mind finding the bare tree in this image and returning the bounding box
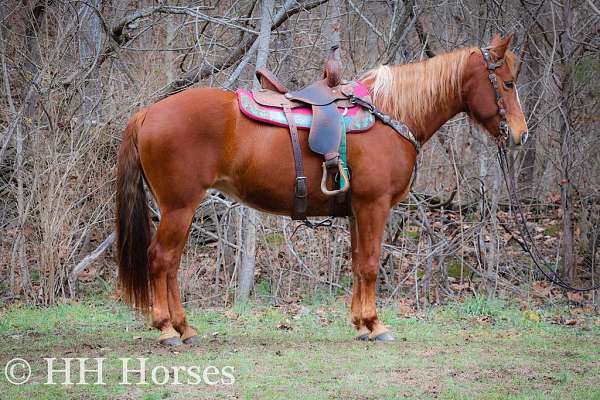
[237,0,275,303]
[1,0,598,306]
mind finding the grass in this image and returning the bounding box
[0,296,599,400]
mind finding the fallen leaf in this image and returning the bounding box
[567,292,585,304]
[224,310,239,320]
[450,283,471,292]
[459,330,472,342]
[277,319,293,330]
[523,310,541,323]
[551,315,581,326]
[532,281,551,297]
[399,303,415,317]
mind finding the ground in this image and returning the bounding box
[1,296,599,400]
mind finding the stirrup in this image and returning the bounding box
[320,160,350,196]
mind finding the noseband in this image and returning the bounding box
[480,48,509,144]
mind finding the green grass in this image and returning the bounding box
[0,297,599,399]
[543,224,561,237]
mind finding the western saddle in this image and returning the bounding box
[255,46,353,219]
[247,46,419,220]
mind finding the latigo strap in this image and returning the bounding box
[283,105,308,220]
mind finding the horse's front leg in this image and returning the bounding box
[350,216,369,340]
[352,198,395,341]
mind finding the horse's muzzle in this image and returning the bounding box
[508,130,529,147]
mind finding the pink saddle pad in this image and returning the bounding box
[236,81,375,133]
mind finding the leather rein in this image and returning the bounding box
[481,48,600,292]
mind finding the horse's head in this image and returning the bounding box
[464,33,529,146]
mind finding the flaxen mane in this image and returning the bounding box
[360,48,476,129]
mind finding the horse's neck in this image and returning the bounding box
[371,57,469,145]
[415,95,464,144]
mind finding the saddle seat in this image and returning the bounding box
[247,47,374,160]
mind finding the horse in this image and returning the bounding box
[116,33,528,345]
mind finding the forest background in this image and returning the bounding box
[1,0,599,309]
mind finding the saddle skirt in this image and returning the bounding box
[236,80,375,133]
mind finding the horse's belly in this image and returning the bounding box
[211,172,293,214]
[213,166,331,217]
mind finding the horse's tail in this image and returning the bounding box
[116,110,151,313]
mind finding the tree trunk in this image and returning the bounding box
[6,2,48,299]
[237,0,275,303]
[325,0,341,49]
[516,40,538,197]
[558,0,576,281]
[78,0,103,127]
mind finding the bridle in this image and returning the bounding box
[481,49,600,292]
[480,48,510,145]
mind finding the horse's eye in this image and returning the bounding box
[504,81,514,89]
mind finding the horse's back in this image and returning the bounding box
[141,87,236,134]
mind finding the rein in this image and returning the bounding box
[497,145,600,292]
[481,48,599,292]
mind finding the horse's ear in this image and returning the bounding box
[489,33,513,59]
[489,33,502,46]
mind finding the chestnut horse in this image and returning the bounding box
[116,34,528,345]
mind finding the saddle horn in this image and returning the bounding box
[324,45,342,88]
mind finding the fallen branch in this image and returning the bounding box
[68,232,116,296]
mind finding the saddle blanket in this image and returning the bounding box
[236,81,375,133]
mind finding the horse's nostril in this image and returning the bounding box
[520,131,529,145]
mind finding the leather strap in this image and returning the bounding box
[480,48,509,144]
[283,105,307,220]
[348,95,420,153]
[256,68,288,94]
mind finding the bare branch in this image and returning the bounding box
[68,232,116,296]
[158,0,329,98]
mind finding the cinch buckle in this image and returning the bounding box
[295,176,308,198]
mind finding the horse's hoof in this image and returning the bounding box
[371,331,395,342]
[355,333,369,341]
[159,336,183,347]
[183,335,200,345]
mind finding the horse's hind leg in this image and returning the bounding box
[167,267,198,344]
[353,199,395,341]
[148,207,196,346]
